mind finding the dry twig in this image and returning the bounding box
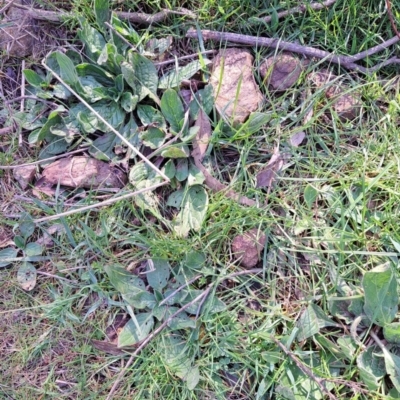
[186,28,400,73]
[386,0,400,40]
[256,0,337,23]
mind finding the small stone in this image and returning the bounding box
[13,165,36,190]
[210,48,264,125]
[232,228,266,268]
[260,53,304,91]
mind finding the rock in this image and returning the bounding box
[232,228,266,268]
[13,165,36,189]
[259,53,305,91]
[307,69,361,120]
[210,48,264,125]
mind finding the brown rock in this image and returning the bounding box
[210,48,264,125]
[232,228,266,268]
[260,53,304,91]
[13,165,36,189]
[39,156,127,189]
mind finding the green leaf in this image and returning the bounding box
[363,264,398,326]
[17,262,37,291]
[188,163,205,186]
[296,303,338,341]
[0,248,18,268]
[23,70,44,88]
[128,52,159,100]
[120,92,138,112]
[174,185,208,237]
[304,184,318,208]
[384,322,400,344]
[76,63,114,86]
[55,52,79,86]
[158,60,209,89]
[103,264,145,293]
[137,105,166,128]
[146,259,170,291]
[167,189,184,209]
[118,313,154,347]
[161,89,185,133]
[205,296,227,314]
[166,308,196,330]
[357,345,386,390]
[163,160,176,179]
[78,19,106,60]
[185,251,206,269]
[25,242,43,257]
[161,145,189,158]
[94,0,109,33]
[161,334,199,390]
[383,348,400,392]
[97,43,123,75]
[19,212,35,239]
[140,127,165,149]
[242,112,272,134]
[14,235,26,249]
[123,291,156,309]
[175,158,189,182]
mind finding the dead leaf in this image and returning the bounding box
[191,109,212,161]
[290,131,305,147]
[232,228,266,268]
[260,53,305,91]
[256,147,285,188]
[36,224,66,247]
[13,165,36,190]
[210,48,264,125]
[35,156,127,195]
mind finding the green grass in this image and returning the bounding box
[2,0,400,399]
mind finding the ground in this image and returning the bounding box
[1,1,400,399]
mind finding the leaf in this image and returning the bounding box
[256,146,286,188]
[166,308,196,330]
[296,303,338,341]
[103,264,145,294]
[94,0,109,33]
[17,262,37,291]
[118,313,154,347]
[357,345,386,390]
[175,159,189,182]
[0,248,18,268]
[163,160,176,179]
[146,259,170,291]
[167,189,184,209]
[23,70,44,88]
[19,212,35,239]
[158,60,208,89]
[290,131,306,147]
[123,291,156,310]
[242,112,271,134]
[161,145,189,158]
[78,19,106,60]
[383,348,400,392]
[174,185,208,237]
[161,334,200,390]
[140,128,165,149]
[384,322,400,344]
[187,162,205,186]
[129,52,159,100]
[137,105,166,128]
[161,89,185,133]
[55,52,79,86]
[304,185,318,208]
[191,109,211,162]
[25,242,43,257]
[120,92,138,112]
[363,264,398,326]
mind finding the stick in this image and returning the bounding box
[12,4,196,25]
[186,28,400,73]
[256,0,337,23]
[386,0,400,40]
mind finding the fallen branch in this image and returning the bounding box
[13,3,196,25]
[386,0,400,40]
[255,0,337,23]
[186,28,400,73]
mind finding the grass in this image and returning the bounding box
[1,0,400,399]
